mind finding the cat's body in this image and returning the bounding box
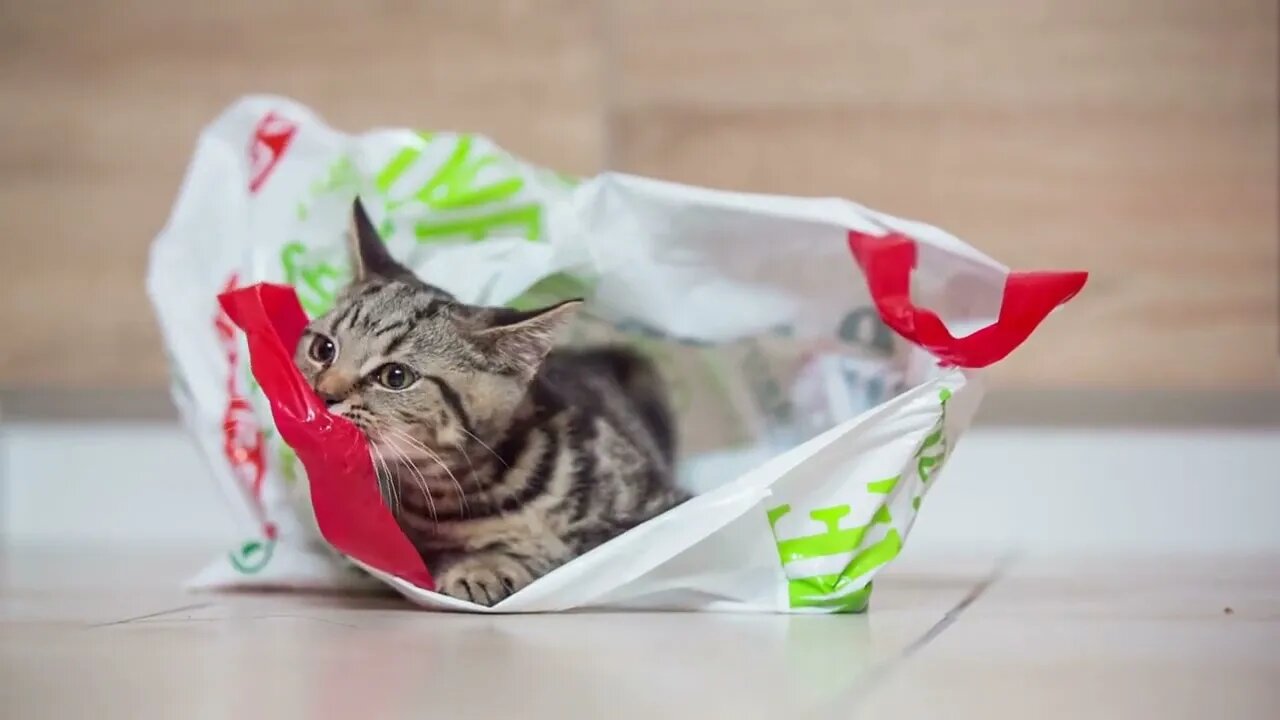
[394,347,686,604]
[294,200,688,605]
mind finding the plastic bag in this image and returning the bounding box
[148,95,1085,611]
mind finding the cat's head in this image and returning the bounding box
[293,198,580,458]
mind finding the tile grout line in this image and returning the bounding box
[810,552,1019,719]
[87,601,212,628]
[896,553,1016,661]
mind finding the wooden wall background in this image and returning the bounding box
[1,0,1276,396]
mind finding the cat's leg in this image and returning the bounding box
[430,550,539,607]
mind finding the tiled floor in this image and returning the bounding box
[2,546,1276,719]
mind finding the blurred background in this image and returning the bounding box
[0,1,1276,544]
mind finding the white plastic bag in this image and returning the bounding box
[148,96,1084,612]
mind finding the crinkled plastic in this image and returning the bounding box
[150,95,1085,612]
[218,282,434,590]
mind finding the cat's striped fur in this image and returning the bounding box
[294,200,689,605]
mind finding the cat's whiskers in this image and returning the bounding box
[388,451,403,513]
[459,427,509,469]
[382,425,470,519]
[361,422,399,514]
[369,444,399,516]
[455,440,478,496]
[455,439,506,518]
[367,445,385,508]
[454,441,507,520]
[379,433,437,528]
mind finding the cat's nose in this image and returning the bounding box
[315,372,355,408]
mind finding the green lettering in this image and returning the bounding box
[843,528,902,580]
[871,505,892,525]
[280,242,345,316]
[414,204,542,242]
[769,504,882,565]
[920,427,944,451]
[914,386,954,484]
[788,577,874,612]
[784,530,902,611]
[312,156,358,195]
[228,537,275,574]
[866,476,899,495]
[375,134,540,242]
[766,504,791,528]
[767,386,957,610]
[375,138,430,194]
[918,452,941,483]
[408,135,523,211]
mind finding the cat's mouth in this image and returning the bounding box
[325,403,373,435]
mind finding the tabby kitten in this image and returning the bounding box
[294,199,689,606]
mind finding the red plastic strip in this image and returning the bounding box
[218,283,434,590]
[848,231,1088,368]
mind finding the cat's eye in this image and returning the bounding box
[308,335,337,365]
[377,363,416,391]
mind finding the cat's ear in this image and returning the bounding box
[471,299,583,372]
[349,197,413,281]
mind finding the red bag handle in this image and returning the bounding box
[848,231,1087,368]
[219,283,434,590]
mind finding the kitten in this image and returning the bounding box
[294,199,689,606]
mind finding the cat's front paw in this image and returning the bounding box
[434,552,534,607]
